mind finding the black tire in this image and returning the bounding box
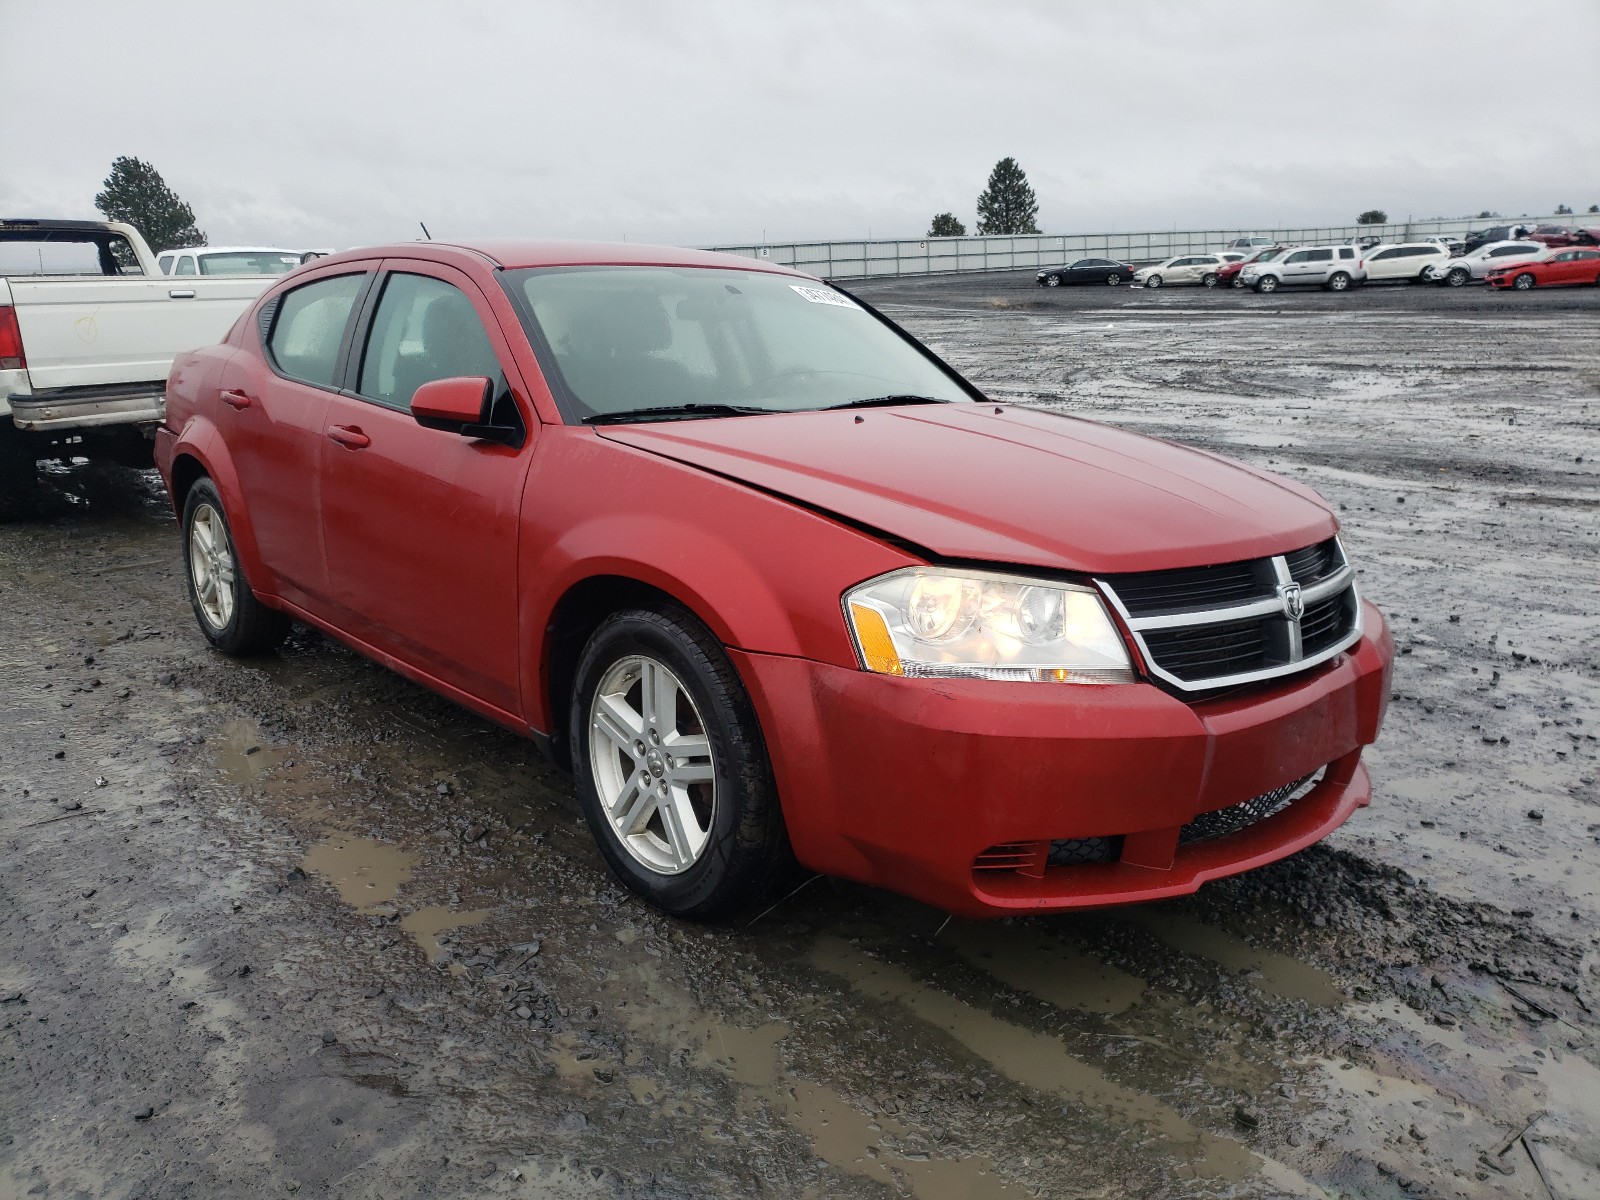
[0,424,38,519]
[570,606,793,920]
[180,477,290,655]
[1512,272,1536,290]
[1145,274,1163,289]
[1325,271,1352,292]
[1446,267,1470,287]
[1105,272,1120,286]
[1254,275,1279,293]
[1201,272,1219,288]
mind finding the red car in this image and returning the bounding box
[1218,245,1290,287]
[1526,225,1600,249]
[154,241,1392,920]
[1486,247,1600,289]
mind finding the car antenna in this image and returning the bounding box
[419,222,432,241]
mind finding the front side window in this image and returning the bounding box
[357,273,502,411]
[158,254,175,274]
[506,266,971,423]
[1283,251,1309,264]
[1490,246,1527,257]
[1307,249,1334,262]
[267,273,366,388]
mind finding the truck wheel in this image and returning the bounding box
[1254,275,1279,293]
[570,606,793,920]
[181,477,290,655]
[0,425,39,518]
[1325,271,1352,291]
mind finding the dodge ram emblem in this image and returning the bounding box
[1278,581,1305,622]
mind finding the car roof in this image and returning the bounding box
[165,246,304,255]
[303,239,814,278]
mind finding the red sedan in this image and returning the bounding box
[154,241,1392,920]
[1486,247,1600,289]
[1218,245,1289,287]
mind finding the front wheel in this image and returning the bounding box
[1253,275,1279,293]
[1145,274,1163,289]
[570,606,792,919]
[181,478,290,655]
[1512,272,1536,290]
[1325,271,1352,292]
[1044,274,1061,287]
[1446,267,1470,287]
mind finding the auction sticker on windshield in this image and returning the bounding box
[790,284,860,308]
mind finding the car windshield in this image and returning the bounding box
[198,252,303,275]
[506,266,971,422]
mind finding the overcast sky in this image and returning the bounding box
[4,0,1597,250]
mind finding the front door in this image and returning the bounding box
[317,263,535,718]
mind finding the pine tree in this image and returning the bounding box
[928,212,966,237]
[94,157,206,253]
[975,158,1040,235]
[1357,210,1388,225]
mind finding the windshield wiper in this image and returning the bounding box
[583,403,776,425]
[819,394,950,411]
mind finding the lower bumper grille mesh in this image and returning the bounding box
[1179,770,1322,846]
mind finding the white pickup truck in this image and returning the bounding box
[1,218,277,510]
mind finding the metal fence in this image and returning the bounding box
[706,214,1580,280]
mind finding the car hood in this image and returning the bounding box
[596,404,1336,574]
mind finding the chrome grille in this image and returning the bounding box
[1097,538,1362,692]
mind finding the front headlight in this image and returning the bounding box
[843,567,1135,683]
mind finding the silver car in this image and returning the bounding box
[1423,241,1548,287]
[1239,245,1369,293]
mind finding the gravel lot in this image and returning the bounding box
[3,275,1597,1199]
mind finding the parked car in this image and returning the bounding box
[1526,225,1600,248]
[1035,258,1135,287]
[1486,246,1600,289]
[1423,241,1548,286]
[1226,236,1276,251]
[1217,246,1290,287]
[1362,242,1452,284]
[1132,253,1230,288]
[152,239,1393,920]
[1460,224,1531,255]
[158,247,306,276]
[1416,234,1467,255]
[1239,245,1368,292]
[0,218,276,511]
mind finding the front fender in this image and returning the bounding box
[518,430,919,734]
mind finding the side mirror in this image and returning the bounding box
[412,375,491,426]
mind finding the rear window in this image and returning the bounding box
[0,230,145,276]
[199,252,302,276]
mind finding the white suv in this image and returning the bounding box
[1240,245,1368,293]
[1422,241,1547,287]
[1363,242,1452,284]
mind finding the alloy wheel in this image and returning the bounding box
[588,654,716,876]
[1513,273,1535,290]
[187,502,236,632]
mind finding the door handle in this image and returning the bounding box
[220,389,253,410]
[168,289,196,299]
[327,425,371,449]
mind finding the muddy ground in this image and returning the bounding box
[2,276,1597,1200]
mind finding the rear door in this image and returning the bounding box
[316,261,536,717]
[222,267,375,611]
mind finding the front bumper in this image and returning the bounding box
[733,601,1392,918]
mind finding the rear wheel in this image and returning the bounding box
[1105,273,1120,286]
[570,606,792,919]
[1254,275,1279,293]
[181,478,290,655]
[1325,271,1352,292]
[1145,274,1163,289]
[1512,272,1536,290]
[1201,272,1219,287]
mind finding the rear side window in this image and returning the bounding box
[357,273,502,411]
[1576,250,1599,260]
[267,274,366,389]
[1338,248,1355,259]
[158,254,174,274]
